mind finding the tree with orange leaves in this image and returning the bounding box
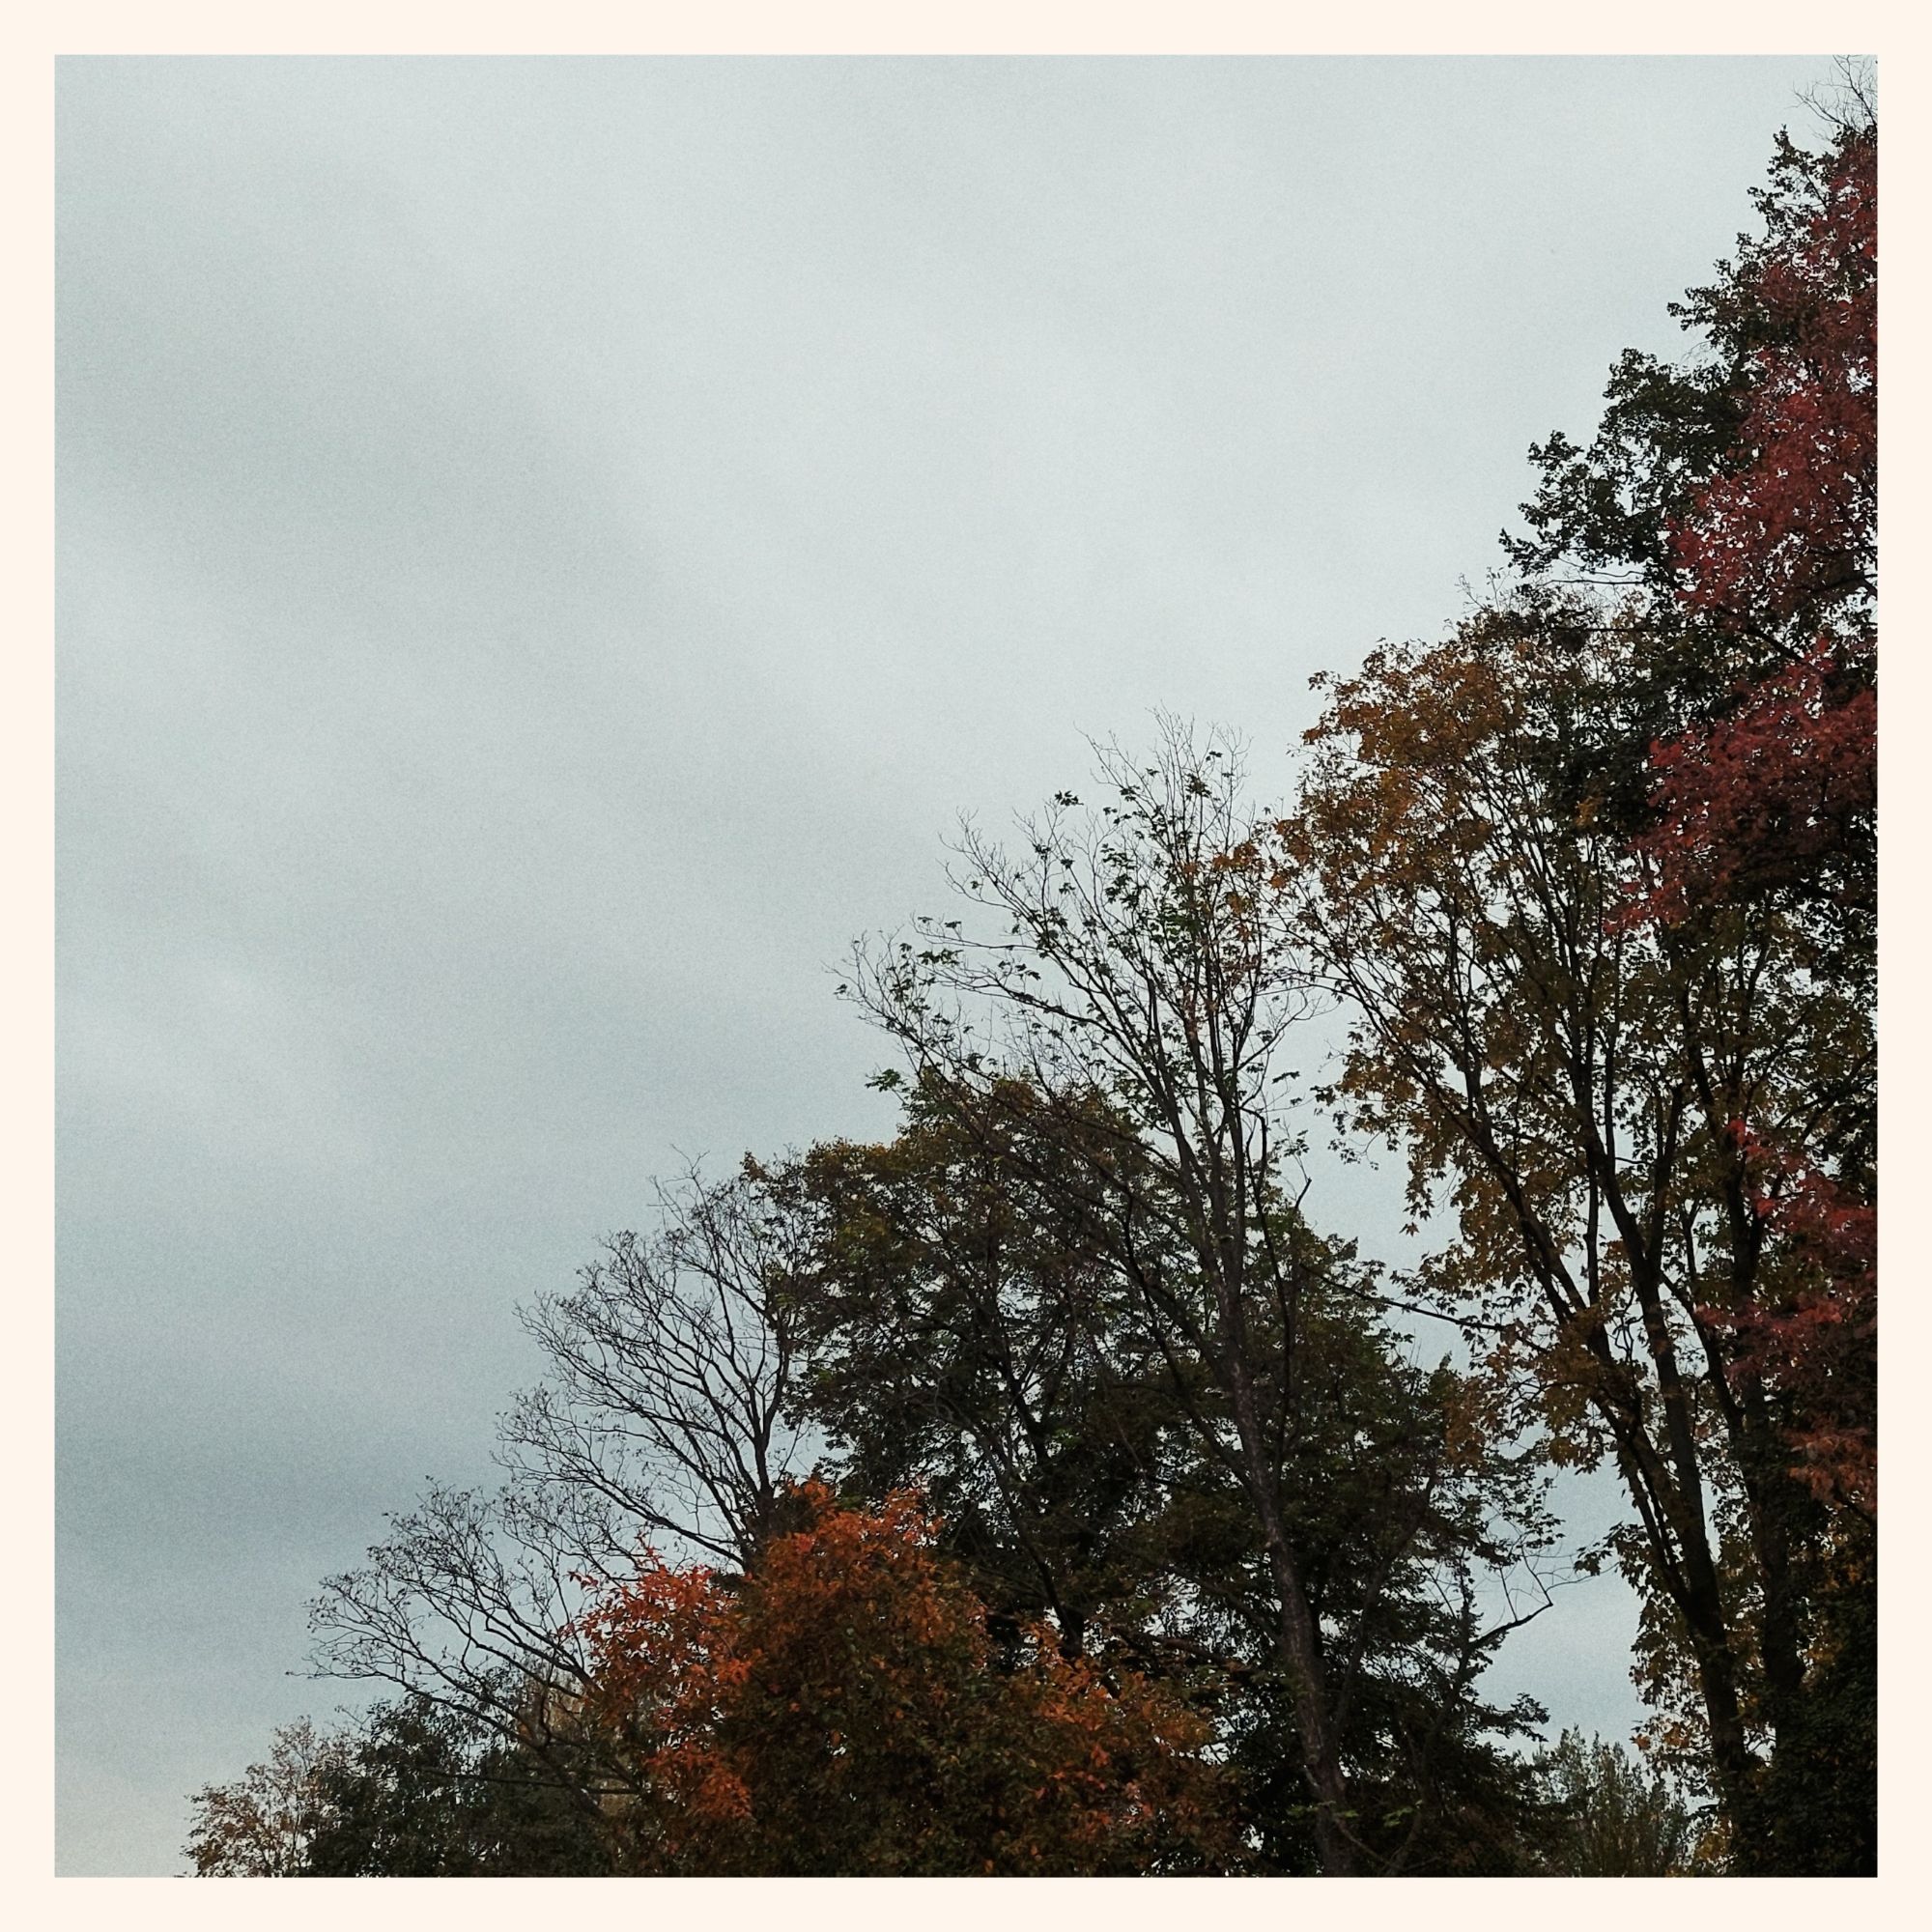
[568,1482,1237,1875]
[1290,87,1875,1873]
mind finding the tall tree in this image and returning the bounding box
[846,726,1553,1873]
[1287,99,1875,1871]
[1288,609,1871,1871]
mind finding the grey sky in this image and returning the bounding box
[57,54,1841,1875]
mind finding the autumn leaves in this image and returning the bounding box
[190,105,1876,1879]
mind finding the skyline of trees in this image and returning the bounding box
[186,93,1876,1878]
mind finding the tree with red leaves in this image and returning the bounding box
[1293,88,1876,1872]
[1640,110,1876,939]
[1667,128,1875,636]
[1633,117,1877,1558]
[1507,80,1876,1552]
[1507,91,1876,943]
[567,1482,1237,1875]
[1721,1123,1875,1521]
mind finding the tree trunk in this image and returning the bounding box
[1264,1535,1356,1874]
[1223,1344,1356,1874]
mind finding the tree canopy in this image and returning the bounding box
[187,97,1875,1879]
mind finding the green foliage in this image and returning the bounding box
[302,1696,611,1877]
[1529,1730,1714,1876]
[185,1699,611,1877]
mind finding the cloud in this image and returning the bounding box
[57,53,1834,1871]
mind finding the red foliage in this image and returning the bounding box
[570,1483,1234,1874]
[1641,128,1876,929]
[1631,643,1875,922]
[1669,128,1875,628]
[1627,126,1877,1522]
[1703,1124,1875,1518]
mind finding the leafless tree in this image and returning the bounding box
[306,1167,809,1773]
[500,1166,811,1574]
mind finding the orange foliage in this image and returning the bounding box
[572,1483,1235,1875]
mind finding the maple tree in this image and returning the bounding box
[1520,84,1875,1633]
[1286,611,1871,1872]
[568,1482,1237,1874]
[1634,115,1877,1545]
[1616,113,1875,966]
[1284,99,1875,1873]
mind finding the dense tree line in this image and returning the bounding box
[187,98,1874,1878]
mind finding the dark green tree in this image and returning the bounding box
[838,729,1557,1872]
[300,1694,611,1876]
[184,1697,611,1877]
[1529,1730,1714,1876]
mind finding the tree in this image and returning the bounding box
[185,1697,615,1877]
[1505,91,1873,634]
[1529,1729,1714,1877]
[304,1168,814,1822]
[184,1718,351,1876]
[774,1080,1565,1873]
[1287,609,1872,1872]
[1285,99,1876,1871]
[1621,114,1876,1542]
[498,1164,813,1574]
[762,1088,1182,1667]
[567,1482,1236,1875]
[844,725,1555,1873]
[1507,99,1875,965]
[298,1694,611,1876]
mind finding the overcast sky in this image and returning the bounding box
[57,53,1842,1875]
